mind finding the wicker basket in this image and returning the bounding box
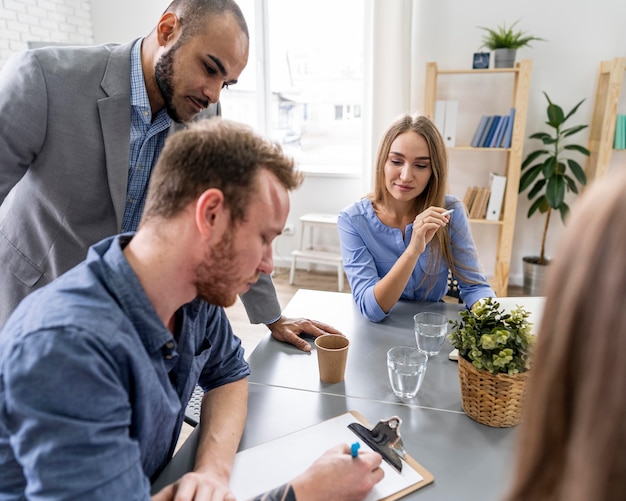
[457,355,530,428]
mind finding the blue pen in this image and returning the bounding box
[351,441,360,458]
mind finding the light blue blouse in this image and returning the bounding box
[338,195,495,322]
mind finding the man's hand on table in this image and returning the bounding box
[267,316,343,352]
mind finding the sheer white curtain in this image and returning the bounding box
[362,0,418,190]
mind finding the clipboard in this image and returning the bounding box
[229,411,434,501]
[350,411,434,500]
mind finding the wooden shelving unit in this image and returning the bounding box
[424,60,532,297]
[585,57,626,183]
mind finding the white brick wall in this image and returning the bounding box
[0,0,93,68]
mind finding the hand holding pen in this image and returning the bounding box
[290,443,384,501]
[410,207,453,254]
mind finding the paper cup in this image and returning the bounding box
[315,334,349,383]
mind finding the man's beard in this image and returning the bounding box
[194,231,242,307]
[154,41,184,123]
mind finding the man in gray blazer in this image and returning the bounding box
[0,0,339,350]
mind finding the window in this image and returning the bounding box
[220,0,365,176]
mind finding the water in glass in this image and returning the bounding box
[387,347,428,399]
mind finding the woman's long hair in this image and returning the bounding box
[504,168,626,501]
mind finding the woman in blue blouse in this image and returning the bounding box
[338,114,495,322]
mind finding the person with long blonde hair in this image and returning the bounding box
[504,168,626,501]
[338,113,494,322]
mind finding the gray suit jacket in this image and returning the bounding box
[0,41,280,327]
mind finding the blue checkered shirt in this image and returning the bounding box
[122,40,172,232]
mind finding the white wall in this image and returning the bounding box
[90,0,168,43]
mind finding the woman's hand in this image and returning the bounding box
[409,206,452,253]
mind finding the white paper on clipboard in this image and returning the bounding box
[230,413,426,501]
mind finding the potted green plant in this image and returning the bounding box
[449,297,534,427]
[519,91,589,294]
[478,19,545,68]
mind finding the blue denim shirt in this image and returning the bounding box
[0,235,250,499]
[338,195,495,322]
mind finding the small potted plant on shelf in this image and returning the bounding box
[449,297,534,427]
[519,91,589,295]
[478,19,545,68]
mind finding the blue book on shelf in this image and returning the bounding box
[482,116,501,147]
[493,116,508,148]
[477,116,494,147]
[489,116,505,147]
[471,115,490,147]
[502,108,515,148]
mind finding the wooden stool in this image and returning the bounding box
[290,213,344,292]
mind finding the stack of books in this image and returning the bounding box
[463,173,507,221]
[463,186,491,219]
[614,114,626,149]
[470,108,515,148]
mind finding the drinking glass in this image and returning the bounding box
[414,312,448,356]
[387,346,428,399]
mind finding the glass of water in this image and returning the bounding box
[387,346,428,399]
[414,312,448,356]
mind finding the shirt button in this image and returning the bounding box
[166,341,174,349]
[164,354,173,360]
[127,197,134,204]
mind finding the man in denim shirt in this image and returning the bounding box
[0,120,383,501]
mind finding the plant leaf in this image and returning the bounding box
[527,178,546,199]
[528,132,552,141]
[558,202,570,223]
[565,144,590,156]
[527,196,546,218]
[564,175,578,193]
[562,124,588,137]
[546,176,565,208]
[563,98,586,122]
[567,158,587,185]
[519,164,543,191]
[541,136,557,145]
[542,156,556,178]
[546,103,564,126]
[522,149,548,168]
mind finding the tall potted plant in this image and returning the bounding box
[519,91,590,294]
[478,19,545,68]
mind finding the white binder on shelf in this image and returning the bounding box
[443,100,458,147]
[486,173,507,221]
[434,100,446,137]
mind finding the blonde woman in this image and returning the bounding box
[338,114,494,322]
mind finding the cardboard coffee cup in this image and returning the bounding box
[315,334,349,383]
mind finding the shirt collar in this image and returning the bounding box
[89,234,175,355]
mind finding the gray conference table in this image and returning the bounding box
[247,289,543,412]
[156,290,544,499]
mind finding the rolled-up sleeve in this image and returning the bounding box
[337,209,387,322]
[194,303,250,391]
